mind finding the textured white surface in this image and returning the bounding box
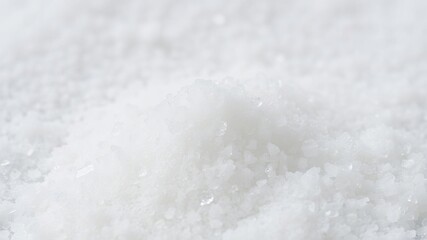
[1,0,427,239]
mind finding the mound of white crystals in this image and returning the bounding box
[6,78,427,240]
[10,79,324,239]
[2,0,427,239]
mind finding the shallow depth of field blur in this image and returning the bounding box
[1,0,427,239]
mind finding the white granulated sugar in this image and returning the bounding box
[1,0,427,239]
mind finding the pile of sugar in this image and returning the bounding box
[1,0,427,239]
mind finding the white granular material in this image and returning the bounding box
[1,0,427,239]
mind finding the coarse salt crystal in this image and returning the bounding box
[76,165,94,178]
